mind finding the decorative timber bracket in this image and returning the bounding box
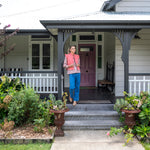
[113,29,141,93]
[57,30,74,99]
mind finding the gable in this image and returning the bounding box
[102,0,122,11]
[116,0,150,12]
[102,0,150,12]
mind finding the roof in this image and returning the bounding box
[102,0,122,11]
[40,20,150,35]
[0,0,104,30]
[1,0,150,31]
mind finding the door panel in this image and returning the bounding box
[79,44,96,86]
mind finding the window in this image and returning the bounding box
[79,35,95,40]
[80,46,94,52]
[98,35,102,41]
[72,35,76,41]
[31,43,51,70]
[32,44,40,69]
[98,45,102,68]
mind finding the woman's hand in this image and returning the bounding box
[68,64,74,68]
[77,64,80,67]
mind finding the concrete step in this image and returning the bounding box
[64,104,122,130]
[65,110,120,120]
[66,104,114,111]
[63,120,123,130]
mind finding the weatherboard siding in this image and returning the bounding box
[0,35,29,71]
[115,29,150,96]
[116,0,150,12]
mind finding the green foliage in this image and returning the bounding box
[33,118,45,133]
[138,99,150,126]
[114,98,128,113]
[7,87,40,126]
[36,100,54,126]
[0,143,52,150]
[142,142,150,150]
[108,127,124,137]
[134,125,150,139]
[112,91,150,144]
[49,93,68,110]
[0,75,54,127]
[124,128,134,146]
[107,127,134,146]
[0,76,24,93]
[0,76,24,123]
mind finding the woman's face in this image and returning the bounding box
[70,46,76,54]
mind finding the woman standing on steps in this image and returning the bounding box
[63,45,81,106]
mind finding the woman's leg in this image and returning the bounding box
[74,73,81,102]
[69,74,75,99]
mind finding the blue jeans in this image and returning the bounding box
[69,73,80,102]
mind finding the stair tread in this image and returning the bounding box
[65,110,119,116]
[64,120,122,126]
[66,104,114,111]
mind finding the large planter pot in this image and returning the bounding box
[50,108,69,137]
[121,109,141,128]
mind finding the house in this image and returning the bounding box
[1,0,150,100]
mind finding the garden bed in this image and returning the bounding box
[0,124,55,144]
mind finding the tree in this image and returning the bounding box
[0,24,19,59]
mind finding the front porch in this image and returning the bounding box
[1,71,150,100]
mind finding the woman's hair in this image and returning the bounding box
[67,45,76,53]
[69,45,76,49]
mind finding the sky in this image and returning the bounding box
[0,0,105,29]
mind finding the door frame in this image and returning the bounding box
[78,44,96,86]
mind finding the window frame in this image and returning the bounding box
[29,40,53,71]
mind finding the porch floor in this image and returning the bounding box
[64,87,115,104]
[40,87,115,104]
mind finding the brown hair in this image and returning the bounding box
[68,45,76,53]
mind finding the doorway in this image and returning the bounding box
[78,44,96,86]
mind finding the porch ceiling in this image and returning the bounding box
[40,20,150,35]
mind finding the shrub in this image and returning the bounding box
[7,87,40,126]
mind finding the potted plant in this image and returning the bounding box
[114,91,143,128]
[49,93,69,137]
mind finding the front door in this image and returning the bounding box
[79,44,96,86]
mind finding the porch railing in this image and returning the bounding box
[129,73,150,96]
[0,71,63,94]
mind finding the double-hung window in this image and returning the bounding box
[30,42,51,70]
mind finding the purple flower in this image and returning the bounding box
[7,24,11,28]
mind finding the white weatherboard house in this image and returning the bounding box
[1,0,150,100]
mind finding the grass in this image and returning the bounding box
[142,142,150,150]
[0,143,52,150]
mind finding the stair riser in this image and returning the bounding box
[65,116,120,120]
[63,125,122,130]
[68,107,114,111]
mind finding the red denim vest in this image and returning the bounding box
[65,53,80,71]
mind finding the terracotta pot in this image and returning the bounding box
[121,109,141,128]
[50,108,69,137]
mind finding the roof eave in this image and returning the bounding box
[40,20,150,35]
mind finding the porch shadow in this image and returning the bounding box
[64,87,115,104]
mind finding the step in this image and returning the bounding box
[66,104,114,111]
[65,110,120,120]
[63,120,123,130]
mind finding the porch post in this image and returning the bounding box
[113,29,139,93]
[57,30,74,99]
[57,31,64,100]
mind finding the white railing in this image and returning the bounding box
[129,74,150,96]
[0,71,63,94]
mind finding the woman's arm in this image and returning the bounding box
[63,56,74,68]
[77,57,80,67]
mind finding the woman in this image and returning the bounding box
[63,45,80,106]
